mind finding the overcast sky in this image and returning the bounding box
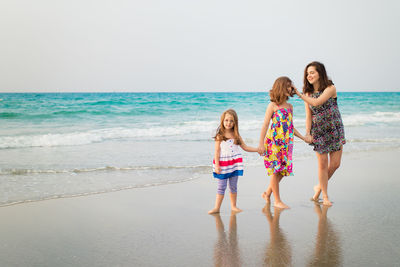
[1,0,399,92]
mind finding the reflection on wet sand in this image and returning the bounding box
[308,203,342,267]
[262,204,292,267]
[212,213,241,267]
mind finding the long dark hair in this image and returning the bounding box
[303,61,333,94]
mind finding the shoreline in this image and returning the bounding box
[0,149,399,266]
[0,147,395,208]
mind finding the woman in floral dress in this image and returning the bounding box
[294,61,346,206]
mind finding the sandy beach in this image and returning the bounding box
[0,149,399,267]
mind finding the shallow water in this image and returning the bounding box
[1,92,400,206]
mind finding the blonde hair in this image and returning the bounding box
[269,76,292,105]
[213,109,242,145]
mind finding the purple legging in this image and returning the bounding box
[217,176,238,195]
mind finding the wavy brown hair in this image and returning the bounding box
[213,109,242,145]
[269,76,292,105]
[303,61,333,94]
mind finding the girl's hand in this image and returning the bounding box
[215,165,221,174]
[257,145,266,156]
[305,134,313,144]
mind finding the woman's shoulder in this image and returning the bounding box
[326,85,336,92]
[324,85,337,98]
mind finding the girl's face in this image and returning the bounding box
[307,66,320,85]
[223,113,235,130]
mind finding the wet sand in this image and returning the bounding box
[0,150,399,266]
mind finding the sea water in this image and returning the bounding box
[1,92,399,206]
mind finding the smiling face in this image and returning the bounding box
[223,113,235,130]
[307,66,320,86]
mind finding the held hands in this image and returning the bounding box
[304,134,313,144]
[257,145,266,156]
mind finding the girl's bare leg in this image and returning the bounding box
[262,176,283,203]
[230,193,242,213]
[208,194,224,214]
[315,153,332,206]
[271,173,289,209]
[262,186,272,203]
[313,148,343,201]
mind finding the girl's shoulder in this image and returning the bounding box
[270,101,292,112]
[215,134,224,142]
[267,101,278,111]
[216,133,236,142]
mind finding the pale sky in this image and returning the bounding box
[1,0,399,92]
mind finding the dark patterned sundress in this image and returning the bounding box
[309,92,346,154]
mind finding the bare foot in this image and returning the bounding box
[208,208,220,214]
[322,197,332,206]
[274,202,290,209]
[231,207,243,213]
[312,185,321,201]
[310,196,321,203]
[262,191,271,203]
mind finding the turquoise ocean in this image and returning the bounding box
[1,92,399,206]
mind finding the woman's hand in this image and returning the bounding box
[304,134,313,144]
[293,85,302,98]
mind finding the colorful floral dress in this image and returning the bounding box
[213,139,244,179]
[309,92,346,154]
[264,107,294,176]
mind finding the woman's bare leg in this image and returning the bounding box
[315,153,332,206]
[313,148,343,201]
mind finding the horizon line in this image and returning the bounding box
[0,90,399,94]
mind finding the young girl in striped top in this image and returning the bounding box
[208,109,258,214]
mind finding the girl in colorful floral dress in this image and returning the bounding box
[294,61,346,206]
[258,77,309,209]
[208,109,258,214]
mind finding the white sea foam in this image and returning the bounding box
[1,111,399,149]
[0,164,210,176]
[238,111,400,129]
[0,122,217,148]
[342,111,400,126]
